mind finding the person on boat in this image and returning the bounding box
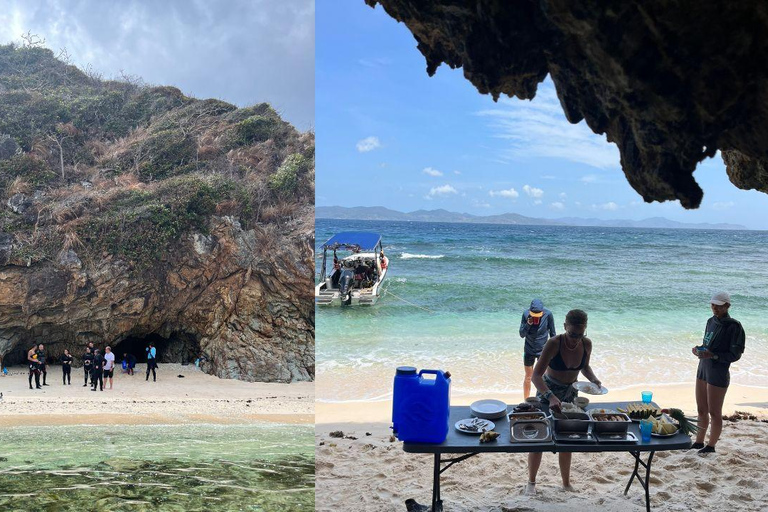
[331,253,342,288]
[526,309,602,495]
[61,349,73,385]
[354,261,367,287]
[691,291,745,457]
[82,346,94,387]
[519,299,557,399]
[380,250,388,270]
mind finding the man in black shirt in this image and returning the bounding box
[82,347,94,387]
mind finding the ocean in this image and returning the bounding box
[315,219,768,403]
[0,423,314,511]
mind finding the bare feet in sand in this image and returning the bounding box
[523,482,537,495]
[562,484,576,492]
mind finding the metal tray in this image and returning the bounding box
[511,420,552,443]
[552,411,592,433]
[508,411,548,422]
[596,431,638,444]
[553,431,596,444]
[590,412,632,434]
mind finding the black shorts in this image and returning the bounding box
[103,369,114,378]
[147,359,157,370]
[523,352,539,367]
[697,359,729,388]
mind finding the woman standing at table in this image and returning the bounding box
[691,291,745,457]
[526,309,603,495]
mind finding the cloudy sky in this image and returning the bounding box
[317,1,768,229]
[0,0,314,130]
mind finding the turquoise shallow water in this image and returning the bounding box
[0,423,314,511]
[316,219,768,402]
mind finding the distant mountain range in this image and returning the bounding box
[316,206,748,230]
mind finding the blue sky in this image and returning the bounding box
[0,0,314,130]
[317,1,768,229]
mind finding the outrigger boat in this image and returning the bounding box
[316,232,388,306]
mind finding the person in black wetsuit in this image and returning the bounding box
[691,291,746,457]
[82,347,94,387]
[91,349,104,391]
[36,344,49,386]
[61,349,73,385]
[526,309,603,495]
[27,345,41,389]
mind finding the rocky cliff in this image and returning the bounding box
[366,0,768,208]
[0,43,313,382]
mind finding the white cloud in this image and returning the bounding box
[523,185,544,198]
[428,184,458,197]
[581,174,598,184]
[600,202,619,211]
[559,192,567,199]
[540,175,556,180]
[489,188,519,199]
[454,170,462,175]
[712,201,735,211]
[533,200,542,205]
[474,201,491,208]
[476,79,621,169]
[550,202,565,211]
[422,167,443,177]
[356,136,381,152]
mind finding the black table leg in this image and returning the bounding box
[431,453,442,512]
[624,451,655,512]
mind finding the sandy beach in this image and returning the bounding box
[0,363,313,426]
[316,383,768,511]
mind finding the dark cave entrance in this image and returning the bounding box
[112,332,200,365]
[3,344,34,367]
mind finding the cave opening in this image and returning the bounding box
[3,344,34,367]
[112,332,200,365]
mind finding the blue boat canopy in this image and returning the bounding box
[322,232,382,252]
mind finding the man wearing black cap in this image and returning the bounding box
[519,299,556,399]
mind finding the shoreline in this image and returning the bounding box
[0,363,314,427]
[317,382,768,423]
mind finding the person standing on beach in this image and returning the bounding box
[27,345,42,389]
[124,352,137,375]
[82,346,94,387]
[91,349,104,391]
[103,346,115,390]
[61,349,73,385]
[146,343,157,382]
[691,291,745,457]
[36,344,49,386]
[527,309,602,495]
[519,299,556,399]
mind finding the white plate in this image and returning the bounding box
[650,431,679,438]
[455,418,495,434]
[572,381,609,395]
[470,399,508,419]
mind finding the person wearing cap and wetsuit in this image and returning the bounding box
[691,291,745,457]
[519,299,556,399]
[526,309,603,495]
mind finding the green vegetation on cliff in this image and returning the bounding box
[0,42,314,271]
